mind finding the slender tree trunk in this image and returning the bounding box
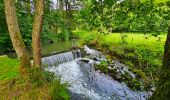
[65,0,71,19]
[150,27,170,100]
[27,0,31,16]
[32,0,44,68]
[4,0,30,75]
[59,0,64,11]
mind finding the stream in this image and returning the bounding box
[42,46,151,100]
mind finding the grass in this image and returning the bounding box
[73,30,166,48]
[73,30,166,60]
[0,55,70,99]
[101,33,166,45]
[0,78,51,99]
[0,55,19,81]
[73,30,166,57]
[73,30,167,85]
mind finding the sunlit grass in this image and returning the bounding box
[73,30,167,53]
[0,55,19,81]
[100,33,166,52]
[103,33,166,44]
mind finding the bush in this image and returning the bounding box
[0,33,13,52]
[60,29,70,41]
[50,79,70,100]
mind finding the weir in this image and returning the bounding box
[42,49,81,66]
[43,46,151,100]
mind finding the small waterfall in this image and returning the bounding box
[72,49,81,59]
[42,49,81,66]
[44,46,151,100]
[45,60,150,100]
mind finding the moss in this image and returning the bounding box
[95,61,108,73]
[124,61,134,68]
[133,69,146,79]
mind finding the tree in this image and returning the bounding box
[4,0,31,75]
[27,0,31,16]
[32,0,44,68]
[150,26,170,100]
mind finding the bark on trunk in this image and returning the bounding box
[4,0,30,75]
[32,0,44,68]
[150,27,170,100]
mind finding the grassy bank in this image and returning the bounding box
[0,55,19,81]
[0,56,69,99]
[73,30,167,86]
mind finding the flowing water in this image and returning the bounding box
[43,46,151,100]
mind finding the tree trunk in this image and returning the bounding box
[59,0,64,11]
[4,0,30,75]
[65,0,71,19]
[150,27,170,100]
[27,0,31,16]
[32,0,44,68]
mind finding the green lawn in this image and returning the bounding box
[0,55,19,81]
[100,33,166,46]
[73,30,166,52]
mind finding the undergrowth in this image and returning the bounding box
[0,55,70,99]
